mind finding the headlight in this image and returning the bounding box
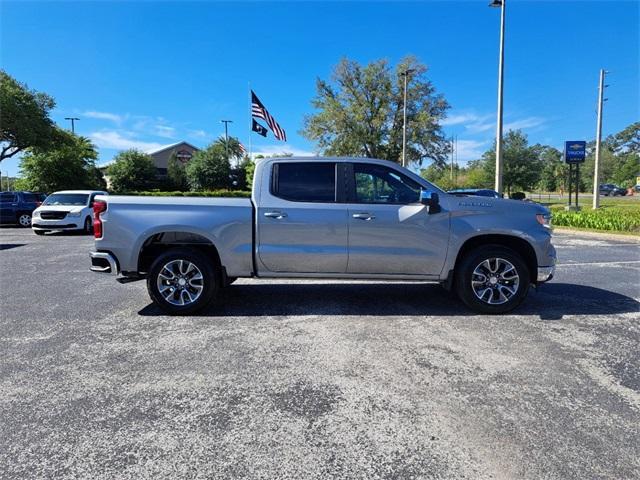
[536,213,551,229]
[33,211,40,218]
[67,211,81,217]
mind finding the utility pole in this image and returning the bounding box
[450,137,454,182]
[592,69,608,210]
[490,0,506,194]
[400,69,415,167]
[221,120,233,164]
[64,117,80,134]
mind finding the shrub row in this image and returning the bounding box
[551,207,640,232]
[119,190,252,198]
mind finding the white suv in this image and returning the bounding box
[32,190,108,235]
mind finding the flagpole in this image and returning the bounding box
[248,82,253,160]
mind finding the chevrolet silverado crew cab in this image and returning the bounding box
[90,157,555,315]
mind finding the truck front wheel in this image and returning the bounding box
[147,248,219,315]
[455,245,530,314]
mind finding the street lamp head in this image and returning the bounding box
[489,0,503,7]
[399,68,416,77]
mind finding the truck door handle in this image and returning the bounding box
[264,211,288,219]
[352,212,375,220]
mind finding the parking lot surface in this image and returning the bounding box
[1,227,639,479]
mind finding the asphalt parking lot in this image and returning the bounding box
[1,227,639,479]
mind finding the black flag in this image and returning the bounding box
[251,90,287,141]
[252,119,268,137]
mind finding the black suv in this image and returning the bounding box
[0,191,47,227]
[599,184,626,197]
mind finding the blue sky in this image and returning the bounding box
[1,0,638,177]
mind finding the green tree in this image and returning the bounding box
[167,153,188,190]
[214,137,245,161]
[18,130,101,192]
[534,145,567,193]
[1,70,59,162]
[107,149,157,192]
[185,142,231,190]
[302,56,450,167]
[480,130,542,195]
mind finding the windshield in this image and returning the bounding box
[43,193,89,206]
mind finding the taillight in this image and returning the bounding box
[93,201,107,239]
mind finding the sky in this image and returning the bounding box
[1,0,638,177]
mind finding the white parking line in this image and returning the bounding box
[558,260,640,267]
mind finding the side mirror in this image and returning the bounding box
[420,190,440,213]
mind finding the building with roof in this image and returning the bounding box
[146,141,200,176]
[99,141,200,189]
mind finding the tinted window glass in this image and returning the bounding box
[354,164,421,204]
[274,163,336,202]
[43,194,89,206]
[22,193,38,202]
[0,193,17,203]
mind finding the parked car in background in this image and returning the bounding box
[599,184,626,196]
[0,191,47,227]
[32,190,108,235]
[448,188,503,198]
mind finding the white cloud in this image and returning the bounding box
[453,139,489,162]
[442,111,494,133]
[188,129,209,139]
[251,144,317,159]
[154,125,176,139]
[83,111,126,125]
[504,116,546,131]
[89,130,164,151]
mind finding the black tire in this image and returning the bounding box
[455,245,530,314]
[147,248,219,315]
[83,217,93,234]
[34,229,46,236]
[17,212,32,228]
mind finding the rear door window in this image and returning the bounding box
[0,193,17,203]
[272,162,336,203]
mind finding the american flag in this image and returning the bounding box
[238,142,246,155]
[251,90,287,141]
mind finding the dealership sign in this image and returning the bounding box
[564,141,586,163]
[176,150,193,164]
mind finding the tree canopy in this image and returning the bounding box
[107,150,157,192]
[17,130,104,192]
[0,70,59,162]
[302,56,450,167]
[185,142,231,190]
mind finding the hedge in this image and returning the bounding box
[551,207,640,233]
[118,190,252,198]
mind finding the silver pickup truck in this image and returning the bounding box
[90,157,555,314]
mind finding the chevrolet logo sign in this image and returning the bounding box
[569,144,583,150]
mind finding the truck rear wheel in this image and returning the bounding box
[455,245,530,314]
[147,248,219,315]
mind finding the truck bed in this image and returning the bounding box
[94,195,254,276]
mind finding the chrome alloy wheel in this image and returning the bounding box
[156,259,204,306]
[471,257,520,305]
[19,214,32,227]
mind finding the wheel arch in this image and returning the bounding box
[137,231,223,280]
[453,234,538,284]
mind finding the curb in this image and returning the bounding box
[553,227,640,243]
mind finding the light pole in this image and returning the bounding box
[400,68,415,167]
[489,0,506,194]
[64,117,80,134]
[592,69,608,210]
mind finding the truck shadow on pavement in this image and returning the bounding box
[138,282,639,320]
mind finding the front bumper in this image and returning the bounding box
[537,265,555,282]
[32,219,83,230]
[90,251,119,275]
